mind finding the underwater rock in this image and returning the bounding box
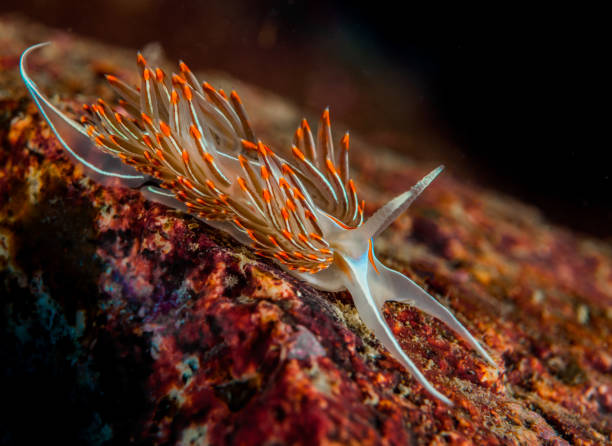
[1,16,611,445]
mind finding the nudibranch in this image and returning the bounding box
[20,42,496,405]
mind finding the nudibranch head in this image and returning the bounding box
[20,42,497,405]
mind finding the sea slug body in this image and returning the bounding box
[20,42,497,405]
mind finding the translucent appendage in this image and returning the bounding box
[356,166,444,241]
[338,251,454,405]
[20,43,149,188]
[370,254,497,367]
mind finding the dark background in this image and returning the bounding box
[1,1,609,237]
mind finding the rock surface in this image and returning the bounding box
[1,16,611,445]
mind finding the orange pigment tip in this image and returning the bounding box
[230,91,241,103]
[285,198,296,212]
[159,121,171,137]
[278,178,290,189]
[322,108,330,125]
[182,85,192,101]
[141,113,153,126]
[182,177,194,189]
[262,189,271,203]
[341,132,350,149]
[326,159,338,175]
[171,74,186,85]
[189,125,201,140]
[291,146,305,161]
[136,53,147,65]
[292,188,306,201]
[241,139,257,151]
[237,177,247,191]
[257,141,269,157]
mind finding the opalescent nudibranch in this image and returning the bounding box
[20,42,496,405]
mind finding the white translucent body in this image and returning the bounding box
[20,43,497,405]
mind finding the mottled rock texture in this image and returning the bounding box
[1,17,611,446]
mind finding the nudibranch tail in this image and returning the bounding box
[20,42,497,405]
[19,43,150,188]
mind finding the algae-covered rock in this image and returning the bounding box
[1,15,611,445]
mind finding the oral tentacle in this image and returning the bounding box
[368,252,498,368]
[336,251,454,405]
